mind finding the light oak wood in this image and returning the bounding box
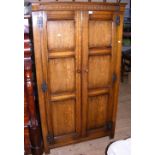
[87,95,108,129]
[47,20,75,50]
[32,2,126,12]
[49,57,75,93]
[32,11,49,153]
[86,9,117,140]
[75,11,82,136]
[32,2,126,153]
[81,11,89,137]
[88,87,109,96]
[89,20,112,48]
[45,79,131,155]
[48,51,75,58]
[50,92,76,101]
[88,55,111,88]
[47,11,74,20]
[111,13,125,138]
[89,47,112,56]
[51,99,76,136]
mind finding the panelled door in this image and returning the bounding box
[37,10,82,143]
[33,9,118,147]
[81,11,117,137]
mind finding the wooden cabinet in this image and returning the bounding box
[31,2,126,153]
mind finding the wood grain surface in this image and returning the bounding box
[31,2,126,153]
[45,77,131,155]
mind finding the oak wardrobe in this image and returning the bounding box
[31,2,126,153]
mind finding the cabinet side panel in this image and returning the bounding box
[32,11,49,153]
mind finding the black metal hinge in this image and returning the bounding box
[37,15,43,28]
[106,121,113,130]
[42,81,47,93]
[115,16,120,26]
[47,133,53,144]
[112,73,117,84]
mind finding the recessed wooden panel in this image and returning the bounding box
[49,57,75,94]
[47,20,75,50]
[51,99,75,136]
[87,95,108,130]
[88,55,111,89]
[89,21,112,48]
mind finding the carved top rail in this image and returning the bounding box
[31,2,126,12]
[27,0,122,2]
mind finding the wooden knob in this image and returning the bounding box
[84,69,88,73]
[76,69,81,73]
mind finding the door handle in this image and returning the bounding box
[76,69,81,73]
[83,69,88,73]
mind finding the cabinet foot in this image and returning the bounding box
[44,147,50,155]
[109,132,115,139]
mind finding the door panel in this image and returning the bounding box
[51,99,75,136]
[87,94,108,130]
[49,57,75,94]
[88,55,111,89]
[47,20,75,50]
[82,11,116,136]
[89,20,112,48]
[41,11,82,143]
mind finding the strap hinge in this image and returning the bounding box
[106,121,113,130]
[47,133,53,144]
[112,73,117,84]
[115,15,120,26]
[37,15,43,28]
[42,81,47,93]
